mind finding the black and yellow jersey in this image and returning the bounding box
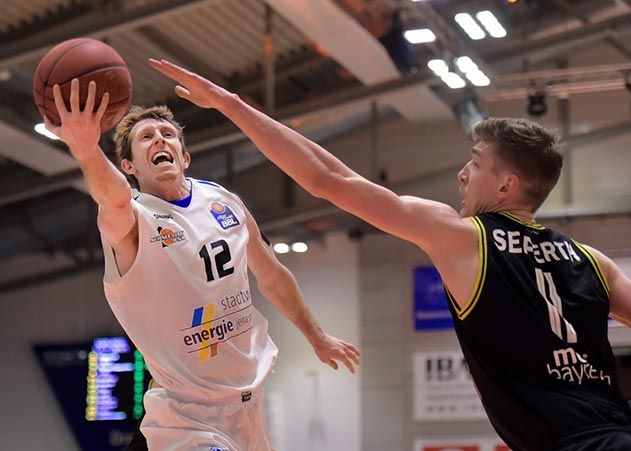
[446,212,631,451]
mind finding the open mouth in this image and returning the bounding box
[151,151,174,165]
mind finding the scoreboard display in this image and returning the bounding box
[34,336,151,451]
[85,337,146,422]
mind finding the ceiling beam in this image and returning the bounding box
[262,0,452,122]
[551,0,631,60]
[483,12,631,64]
[0,0,219,66]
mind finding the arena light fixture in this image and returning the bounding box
[427,59,449,76]
[403,28,436,44]
[476,11,507,38]
[465,70,491,87]
[273,243,290,254]
[291,242,308,253]
[527,93,547,116]
[455,57,491,87]
[455,56,479,74]
[428,59,468,89]
[34,122,59,140]
[441,72,467,89]
[454,13,486,40]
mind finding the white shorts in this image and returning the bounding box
[141,387,274,451]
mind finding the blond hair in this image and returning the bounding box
[114,105,186,188]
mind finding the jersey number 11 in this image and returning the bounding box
[535,268,577,344]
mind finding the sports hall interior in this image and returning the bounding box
[0,1,630,450]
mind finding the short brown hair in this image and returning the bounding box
[473,117,562,210]
[114,105,185,188]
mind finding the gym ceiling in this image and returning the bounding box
[0,0,630,291]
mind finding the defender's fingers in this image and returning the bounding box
[149,58,190,83]
[174,85,191,98]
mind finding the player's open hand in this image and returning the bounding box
[311,333,361,374]
[43,78,109,160]
[149,58,236,110]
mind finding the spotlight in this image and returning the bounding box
[527,93,547,116]
[273,243,290,254]
[291,242,308,253]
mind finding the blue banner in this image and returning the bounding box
[413,266,453,330]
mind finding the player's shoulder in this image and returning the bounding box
[191,178,247,210]
[192,178,229,192]
[192,178,239,198]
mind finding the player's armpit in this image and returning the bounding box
[240,205,283,291]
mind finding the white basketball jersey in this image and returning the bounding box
[101,178,278,401]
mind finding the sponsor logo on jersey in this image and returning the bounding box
[546,347,611,386]
[149,226,186,247]
[210,202,240,230]
[153,213,174,220]
[181,290,253,362]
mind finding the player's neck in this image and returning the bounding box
[495,207,536,223]
[142,176,190,202]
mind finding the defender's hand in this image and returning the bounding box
[148,58,236,110]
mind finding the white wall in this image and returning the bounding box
[0,232,361,451]
[258,232,361,451]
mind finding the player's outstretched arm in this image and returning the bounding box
[241,204,360,373]
[149,58,474,255]
[44,78,136,246]
[587,246,631,327]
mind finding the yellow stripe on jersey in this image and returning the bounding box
[498,211,546,230]
[573,241,610,296]
[450,216,488,320]
[198,303,216,362]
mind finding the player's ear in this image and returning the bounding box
[499,173,519,198]
[121,158,135,176]
[183,151,191,169]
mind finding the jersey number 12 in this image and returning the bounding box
[199,239,234,282]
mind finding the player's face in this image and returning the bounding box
[126,118,190,187]
[457,141,506,217]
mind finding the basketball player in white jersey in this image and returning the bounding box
[150,59,631,450]
[43,79,360,451]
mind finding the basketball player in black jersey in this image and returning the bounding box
[151,59,631,450]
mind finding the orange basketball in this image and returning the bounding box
[33,38,132,133]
